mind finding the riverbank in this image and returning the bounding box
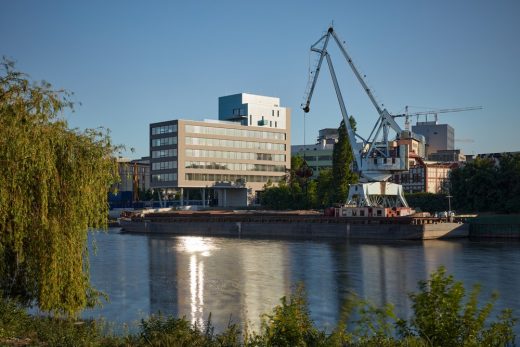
[2,266,516,346]
[469,214,520,238]
[120,210,469,240]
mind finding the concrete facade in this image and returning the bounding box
[218,93,288,130]
[150,94,291,207]
[412,121,454,159]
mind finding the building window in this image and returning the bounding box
[152,149,177,158]
[185,137,285,151]
[152,161,177,170]
[185,161,286,172]
[151,124,177,135]
[152,173,177,182]
[185,124,285,140]
[151,137,177,147]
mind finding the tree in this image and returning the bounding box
[0,60,119,316]
[331,116,358,204]
[316,168,334,207]
[398,266,516,346]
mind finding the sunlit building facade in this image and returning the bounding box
[149,94,291,206]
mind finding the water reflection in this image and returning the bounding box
[86,231,520,338]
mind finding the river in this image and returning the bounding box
[84,228,520,337]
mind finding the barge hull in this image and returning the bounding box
[120,216,468,240]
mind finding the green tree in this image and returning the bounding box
[0,60,119,316]
[398,266,516,346]
[315,167,334,207]
[332,116,358,204]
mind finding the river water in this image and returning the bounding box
[84,228,520,336]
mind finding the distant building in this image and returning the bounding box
[291,128,338,178]
[149,93,291,207]
[110,157,150,208]
[218,93,288,129]
[392,161,459,194]
[428,149,466,162]
[412,121,454,159]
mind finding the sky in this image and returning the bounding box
[1,0,519,159]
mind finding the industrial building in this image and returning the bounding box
[412,121,454,159]
[149,93,291,207]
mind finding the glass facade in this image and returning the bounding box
[186,149,285,162]
[185,124,285,140]
[152,173,177,182]
[185,161,285,172]
[152,137,177,147]
[152,161,177,170]
[152,149,177,158]
[151,124,177,135]
[186,137,285,151]
[185,173,283,183]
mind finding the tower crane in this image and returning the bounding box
[302,26,417,208]
[393,106,483,131]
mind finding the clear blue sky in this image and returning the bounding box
[2,0,519,158]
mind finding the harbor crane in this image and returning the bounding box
[392,106,483,130]
[302,26,421,208]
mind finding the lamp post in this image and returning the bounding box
[447,193,453,221]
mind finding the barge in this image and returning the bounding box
[119,210,468,240]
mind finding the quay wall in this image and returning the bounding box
[121,216,468,240]
[468,215,520,239]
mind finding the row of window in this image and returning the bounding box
[152,161,177,171]
[186,149,285,162]
[151,124,177,135]
[185,125,285,141]
[186,137,285,151]
[152,137,177,147]
[152,149,177,158]
[152,173,177,182]
[185,161,286,172]
[185,173,283,183]
[305,155,332,162]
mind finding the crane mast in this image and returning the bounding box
[302,26,415,208]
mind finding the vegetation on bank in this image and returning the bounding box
[0,267,516,346]
[450,154,520,213]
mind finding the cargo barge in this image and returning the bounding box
[119,210,468,240]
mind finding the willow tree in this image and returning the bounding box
[0,60,119,316]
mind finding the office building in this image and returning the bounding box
[291,128,338,178]
[149,93,291,207]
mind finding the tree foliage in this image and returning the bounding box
[450,155,520,213]
[331,116,358,204]
[405,193,449,213]
[0,60,119,316]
